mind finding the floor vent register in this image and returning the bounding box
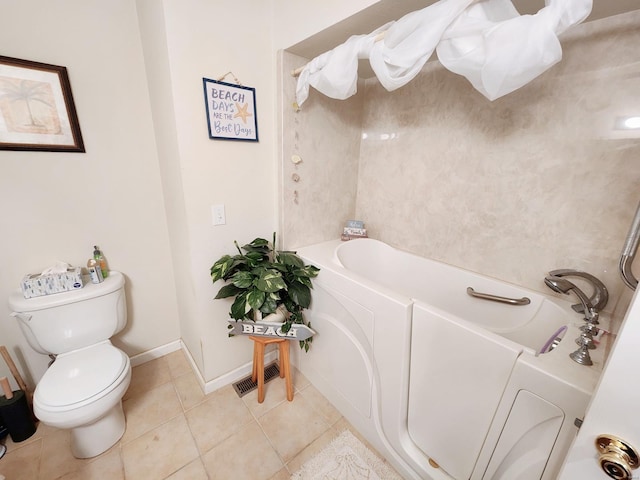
[232,361,280,397]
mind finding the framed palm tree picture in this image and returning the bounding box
[0,56,85,152]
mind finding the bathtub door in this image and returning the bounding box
[408,302,522,480]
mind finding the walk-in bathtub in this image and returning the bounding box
[294,238,605,480]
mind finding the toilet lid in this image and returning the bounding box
[36,343,128,408]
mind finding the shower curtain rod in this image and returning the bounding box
[291,31,387,77]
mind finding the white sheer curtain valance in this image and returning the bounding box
[294,0,592,106]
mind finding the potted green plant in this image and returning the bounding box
[210,234,320,351]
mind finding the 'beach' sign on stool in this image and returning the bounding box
[228,320,315,341]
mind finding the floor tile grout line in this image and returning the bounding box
[168,377,203,464]
[240,373,314,474]
[123,381,200,480]
[253,386,337,475]
[119,410,185,448]
[183,385,256,460]
[35,437,44,480]
[253,414,289,474]
[116,443,126,480]
[119,377,189,448]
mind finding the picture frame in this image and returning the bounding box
[0,55,85,152]
[203,78,258,142]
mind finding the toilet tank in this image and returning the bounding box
[8,271,127,355]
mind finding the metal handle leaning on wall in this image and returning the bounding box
[620,199,640,290]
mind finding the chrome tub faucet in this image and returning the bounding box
[544,274,605,366]
[548,269,609,313]
[544,276,598,323]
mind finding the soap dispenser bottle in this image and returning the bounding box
[93,245,108,278]
[87,257,103,284]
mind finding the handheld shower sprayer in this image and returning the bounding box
[544,276,597,322]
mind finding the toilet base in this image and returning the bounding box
[70,400,126,458]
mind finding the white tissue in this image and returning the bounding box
[41,261,72,275]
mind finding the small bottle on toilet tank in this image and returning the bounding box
[87,258,103,284]
[93,246,108,278]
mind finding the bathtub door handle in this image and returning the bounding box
[466,287,531,306]
[596,435,639,479]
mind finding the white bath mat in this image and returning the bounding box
[291,429,403,480]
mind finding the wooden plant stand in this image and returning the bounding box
[249,336,293,404]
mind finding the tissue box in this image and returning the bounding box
[341,226,368,241]
[343,227,367,236]
[20,267,84,299]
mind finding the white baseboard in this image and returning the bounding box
[202,349,278,395]
[129,340,181,367]
[130,339,278,395]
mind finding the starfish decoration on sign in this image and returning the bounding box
[234,102,252,123]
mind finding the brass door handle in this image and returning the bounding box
[596,435,639,480]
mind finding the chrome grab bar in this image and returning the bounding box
[466,287,531,306]
[620,199,640,290]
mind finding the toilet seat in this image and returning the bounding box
[35,342,129,410]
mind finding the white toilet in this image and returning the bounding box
[8,271,131,458]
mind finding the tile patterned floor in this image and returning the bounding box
[0,350,399,479]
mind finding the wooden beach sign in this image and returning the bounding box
[228,320,315,341]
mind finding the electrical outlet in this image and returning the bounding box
[212,204,226,226]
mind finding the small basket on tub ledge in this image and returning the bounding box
[341,220,368,241]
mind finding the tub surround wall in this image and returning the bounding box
[282,11,640,320]
[280,52,363,248]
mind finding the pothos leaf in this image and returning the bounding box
[293,274,313,289]
[230,292,250,320]
[244,250,267,266]
[246,288,266,311]
[255,270,287,293]
[214,283,241,299]
[242,238,270,254]
[277,252,305,268]
[260,295,278,314]
[231,271,254,289]
[301,265,320,278]
[210,255,234,282]
[288,281,311,308]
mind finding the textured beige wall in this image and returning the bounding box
[282,11,640,319]
[280,52,363,250]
